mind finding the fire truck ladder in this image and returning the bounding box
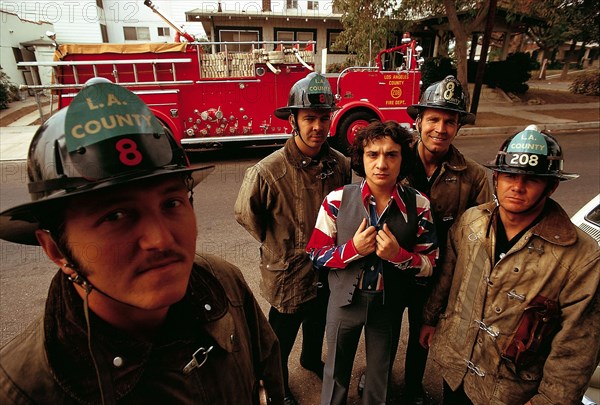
[17,58,194,90]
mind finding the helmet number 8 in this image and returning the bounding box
[116,138,143,166]
[510,153,538,167]
[443,82,455,100]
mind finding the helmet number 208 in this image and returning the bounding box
[116,138,143,166]
[510,153,538,167]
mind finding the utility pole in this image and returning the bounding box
[470,0,498,117]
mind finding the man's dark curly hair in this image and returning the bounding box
[350,120,415,181]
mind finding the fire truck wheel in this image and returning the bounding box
[159,122,177,143]
[334,111,377,156]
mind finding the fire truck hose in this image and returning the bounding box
[265,62,281,75]
[294,51,314,71]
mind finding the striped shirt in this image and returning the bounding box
[306,180,438,286]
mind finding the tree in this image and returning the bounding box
[559,0,600,78]
[395,0,490,105]
[526,0,599,79]
[333,0,404,66]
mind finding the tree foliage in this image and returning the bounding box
[525,0,599,77]
[334,0,597,99]
[395,0,490,104]
[333,0,404,66]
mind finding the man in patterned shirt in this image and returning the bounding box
[307,121,438,405]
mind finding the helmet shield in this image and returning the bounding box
[274,73,336,119]
[56,84,172,184]
[407,75,475,125]
[0,82,213,245]
[485,127,579,181]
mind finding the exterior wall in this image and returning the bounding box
[0,1,206,44]
[0,1,104,43]
[32,46,57,87]
[0,8,53,86]
[103,0,206,43]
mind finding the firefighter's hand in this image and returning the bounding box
[352,218,376,256]
[419,324,436,349]
[376,223,401,261]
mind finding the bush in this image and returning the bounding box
[570,70,600,96]
[419,57,456,93]
[485,52,535,94]
[0,70,19,109]
[327,60,354,73]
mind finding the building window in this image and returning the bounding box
[287,0,298,9]
[307,1,318,10]
[327,30,346,54]
[100,24,109,43]
[219,29,261,52]
[275,28,316,51]
[123,26,151,41]
[158,27,171,37]
[13,47,24,67]
[277,31,294,42]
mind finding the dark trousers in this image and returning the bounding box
[321,290,400,405]
[443,381,473,405]
[268,282,328,393]
[401,283,429,394]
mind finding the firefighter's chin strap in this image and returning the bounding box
[290,114,337,180]
[486,174,557,238]
[290,114,325,156]
[64,264,107,405]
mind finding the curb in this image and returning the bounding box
[460,121,600,136]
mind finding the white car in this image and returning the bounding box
[571,194,600,405]
[571,194,600,246]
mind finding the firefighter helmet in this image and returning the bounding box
[407,75,475,125]
[0,81,213,245]
[274,72,336,119]
[485,125,579,181]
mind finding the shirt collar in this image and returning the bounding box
[359,179,408,216]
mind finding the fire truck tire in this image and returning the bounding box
[159,121,177,143]
[334,111,377,156]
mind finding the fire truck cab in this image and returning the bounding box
[19,38,422,156]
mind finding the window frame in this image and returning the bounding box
[274,28,317,52]
[327,29,347,54]
[217,27,262,52]
[157,27,171,37]
[123,26,151,41]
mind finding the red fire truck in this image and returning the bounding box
[19,38,422,155]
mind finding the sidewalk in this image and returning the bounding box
[1,80,598,161]
[0,94,56,161]
[460,78,599,136]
